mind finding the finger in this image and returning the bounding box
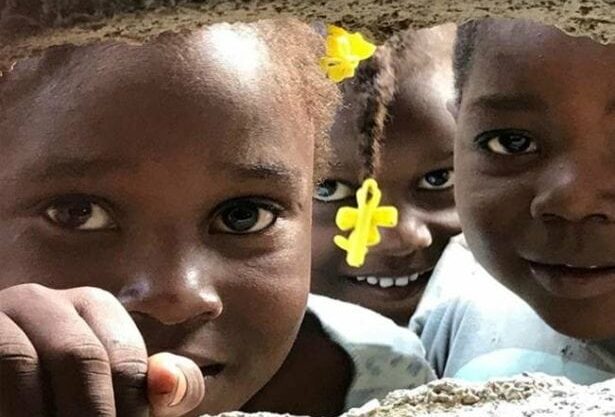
[0,312,47,417]
[4,286,115,417]
[148,353,205,417]
[72,288,149,417]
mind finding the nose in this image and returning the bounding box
[531,155,615,224]
[119,251,223,326]
[371,208,433,257]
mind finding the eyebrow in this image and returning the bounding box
[326,161,356,171]
[227,161,303,190]
[468,93,548,113]
[17,157,304,192]
[22,157,138,182]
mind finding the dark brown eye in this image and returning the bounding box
[478,130,538,155]
[314,180,354,202]
[418,169,454,190]
[45,198,116,230]
[212,200,279,234]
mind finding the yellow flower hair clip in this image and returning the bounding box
[320,25,377,83]
[334,179,398,267]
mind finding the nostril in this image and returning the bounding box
[541,213,561,222]
[540,213,610,223]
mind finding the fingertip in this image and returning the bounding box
[147,354,184,407]
[148,353,205,417]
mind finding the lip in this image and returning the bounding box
[527,260,615,299]
[200,363,225,378]
[153,349,226,378]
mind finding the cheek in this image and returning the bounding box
[230,221,311,331]
[222,253,309,374]
[310,204,344,274]
[454,151,536,284]
[426,207,461,241]
[0,220,120,291]
[456,149,523,237]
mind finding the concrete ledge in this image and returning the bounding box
[1,0,614,72]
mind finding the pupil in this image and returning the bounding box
[503,135,529,152]
[317,180,337,198]
[224,205,258,231]
[57,202,92,227]
[427,170,449,186]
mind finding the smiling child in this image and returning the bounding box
[311,24,461,325]
[413,18,615,383]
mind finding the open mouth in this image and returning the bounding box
[528,261,615,278]
[336,270,434,319]
[527,260,615,298]
[344,270,433,297]
[351,273,422,288]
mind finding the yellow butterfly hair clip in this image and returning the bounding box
[334,179,398,267]
[320,25,377,83]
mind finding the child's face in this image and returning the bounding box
[455,20,615,339]
[312,77,460,325]
[0,30,314,414]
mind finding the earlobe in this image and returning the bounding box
[446,98,460,121]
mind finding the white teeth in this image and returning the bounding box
[395,277,409,287]
[379,278,394,288]
[351,275,422,288]
[564,264,602,270]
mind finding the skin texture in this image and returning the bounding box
[454,20,615,340]
[311,26,461,325]
[0,24,318,416]
[242,312,352,417]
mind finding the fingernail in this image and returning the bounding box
[168,363,187,407]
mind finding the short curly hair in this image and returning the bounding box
[453,18,488,104]
[249,19,340,177]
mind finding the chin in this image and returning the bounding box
[530,298,615,341]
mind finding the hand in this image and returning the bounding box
[0,284,205,417]
[148,353,206,417]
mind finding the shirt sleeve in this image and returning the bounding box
[307,294,436,410]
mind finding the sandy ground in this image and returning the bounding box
[1,0,614,73]
[209,374,615,417]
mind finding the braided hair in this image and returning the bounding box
[340,23,456,181]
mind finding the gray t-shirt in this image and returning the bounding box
[410,235,615,384]
[307,294,435,409]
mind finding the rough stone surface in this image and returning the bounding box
[206,374,615,417]
[1,0,614,72]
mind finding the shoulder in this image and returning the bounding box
[308,295,436,409]
[308,294,425,354]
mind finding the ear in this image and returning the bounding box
[446,98,460,121]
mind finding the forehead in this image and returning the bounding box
[466,21,615,102]
[327,98,362,174]
[328,84,454,180]
[1,28,313,175]
[391,64,454,131]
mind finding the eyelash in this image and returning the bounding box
[213,198,283,215]
[209,197,285,234]
[416,168,455,191]
[39,194,119,232]
[474,128,538,155]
